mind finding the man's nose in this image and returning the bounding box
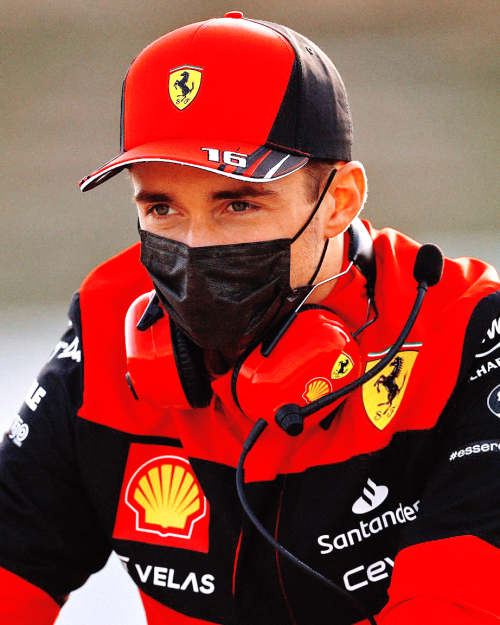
[183,216,221,248]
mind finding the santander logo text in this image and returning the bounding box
[352,478,389,514]
[318,478,420,554]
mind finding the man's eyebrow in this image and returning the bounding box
[134,186,280,204]
[210,185,280,201]
[134,190,174,203]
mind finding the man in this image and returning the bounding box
[1,12,500,625]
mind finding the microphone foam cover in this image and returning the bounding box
[413,243,444,287]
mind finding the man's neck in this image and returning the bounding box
[306,234,346,305]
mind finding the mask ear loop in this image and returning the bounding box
[261,168,348,357]
[292,165,338,293]
[295,260,354,314]
[290,168,337,244]
[307,239,329,286]
[294,166,354,312]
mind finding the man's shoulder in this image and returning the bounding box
[77,243,153,345]
[367,221,500,304]
[79,242,152,301]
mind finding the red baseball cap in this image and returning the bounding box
[79,12,352,192]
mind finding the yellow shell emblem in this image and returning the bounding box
[331,352,354,380]
[169,66,202,110]
[126,456,206,537]
[302,377,332,403]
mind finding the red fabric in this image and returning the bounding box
[140,590,217,624]
[0,567,60,624]
[123,20,294,152]
[78,243,180,438]
[379,536,500,624]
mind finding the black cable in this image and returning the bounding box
[352,297,379,339]
[236,419,378,625]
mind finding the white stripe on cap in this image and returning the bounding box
[263,154,291,179]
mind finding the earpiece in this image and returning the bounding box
[125,293,361,430]
[125,291,212,408]
[232,306,362,431]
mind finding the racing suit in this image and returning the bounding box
[1,221,500,624]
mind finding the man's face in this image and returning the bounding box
[131,161,334,290]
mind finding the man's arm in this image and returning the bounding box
[0,294,112,622]
[0,567,61,624]
[380,290,500,623]
[379,536,500,624]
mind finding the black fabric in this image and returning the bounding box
[399,291,500,551]
[256,21,353,160]
[455,290,500,386]
[169,318,212,408]
[0,294,111,605]
[140,229,311,352]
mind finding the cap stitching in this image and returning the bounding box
[265,140,311,157]
[246,18,296,66]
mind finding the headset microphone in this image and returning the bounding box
[275,243,444,435]
[413,242,444,287]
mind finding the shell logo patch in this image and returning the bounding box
[113,444,209,552]
[363,349,419,430]
[127,457,205,537]
[303,377,332,403]
[169,66,202,110]
[331,352,354,380]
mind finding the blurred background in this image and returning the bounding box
[1,0,499,622]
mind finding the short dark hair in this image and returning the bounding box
[303,159,338,203]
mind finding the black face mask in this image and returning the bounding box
[139,169,336,353]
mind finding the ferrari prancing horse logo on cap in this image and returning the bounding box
[169,66,202,110]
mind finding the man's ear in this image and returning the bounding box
[323,161,367,238]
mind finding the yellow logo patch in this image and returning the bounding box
[125,455,207,540]
[331,352,354,380]
[363,350,419,430]
[302,377,332,403]
[169,66,202,110]
[131,461,201,532]
[113,444,209,552]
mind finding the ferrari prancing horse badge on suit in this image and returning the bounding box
[363,347,420,430]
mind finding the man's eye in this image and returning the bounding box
[229,201,251,212]
[151,204,171,216]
